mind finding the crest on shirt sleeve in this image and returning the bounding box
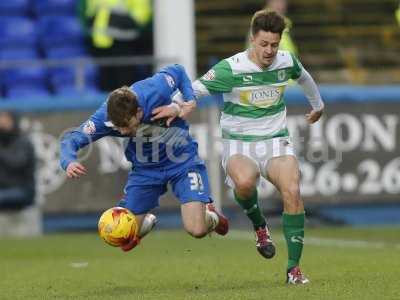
[164,74,175,88]
[202,69,216,81]
[83,120,96,135]
[104,121,115,128]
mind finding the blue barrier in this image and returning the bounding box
[318,204,400,226]
[0,92,105,112]
[286,85,400,104]
[1,85,399,112]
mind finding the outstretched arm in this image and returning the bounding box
[153,61,233,122]
[296,68,325,124]
[170,80,211,119]
[172,79,212,102]
[60,103,116,178]
[173,60,233,118]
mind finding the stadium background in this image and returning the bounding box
[0,0,399,232]
[1,1,400,299]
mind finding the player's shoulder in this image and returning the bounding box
[210,51,248,76]
[146,66,177,91]
[94,101,108,119]
[271,50,299,69]
[91,101,111,125]
[211,57,232,72]
[202,56,234,81]
[78,101,110,135]
[225,51,248,68]
[277,50,292,59]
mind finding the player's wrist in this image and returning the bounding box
[168,102,182,116]
[178,100,196,118]
[65,161,75,171]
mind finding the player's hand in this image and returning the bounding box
[306,108,324,124]
[66,162,87,179]
[151,104,179,127]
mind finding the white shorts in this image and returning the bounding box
[221,137,295,188]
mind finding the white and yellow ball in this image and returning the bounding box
[98,207,138,247]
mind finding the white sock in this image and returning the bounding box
[138,214,157,238]
[205,210,219,233]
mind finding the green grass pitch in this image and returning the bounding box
[1,227,399,300]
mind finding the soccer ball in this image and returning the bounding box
[98,207,138,247]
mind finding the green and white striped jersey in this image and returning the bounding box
[196,50,304,141]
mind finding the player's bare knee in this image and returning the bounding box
[281,184,300,204]
[186,225,207,238]
[234,176,258,197]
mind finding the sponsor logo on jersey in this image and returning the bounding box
[202,69,216,81]
[239,86,282,107]
[242,75,253,83]
[164,74,175,88]
[83,120,96,135]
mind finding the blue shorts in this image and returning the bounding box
[120,160,211,215]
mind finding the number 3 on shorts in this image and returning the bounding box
[188,172,204,191]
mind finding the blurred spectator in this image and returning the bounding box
[0,111,35,210]
[79,0,153,91]
[263,0,298,55]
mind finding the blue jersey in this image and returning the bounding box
[60,64,201,171]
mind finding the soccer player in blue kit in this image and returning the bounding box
[60,64,229,251]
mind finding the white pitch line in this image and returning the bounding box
[70,262,89,268]
[305,237,385,249]
[224,230,399,250]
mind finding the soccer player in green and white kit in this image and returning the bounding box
[152,10,324,284]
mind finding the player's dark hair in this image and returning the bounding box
[250,10,286,37]
[107,86,138,127]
